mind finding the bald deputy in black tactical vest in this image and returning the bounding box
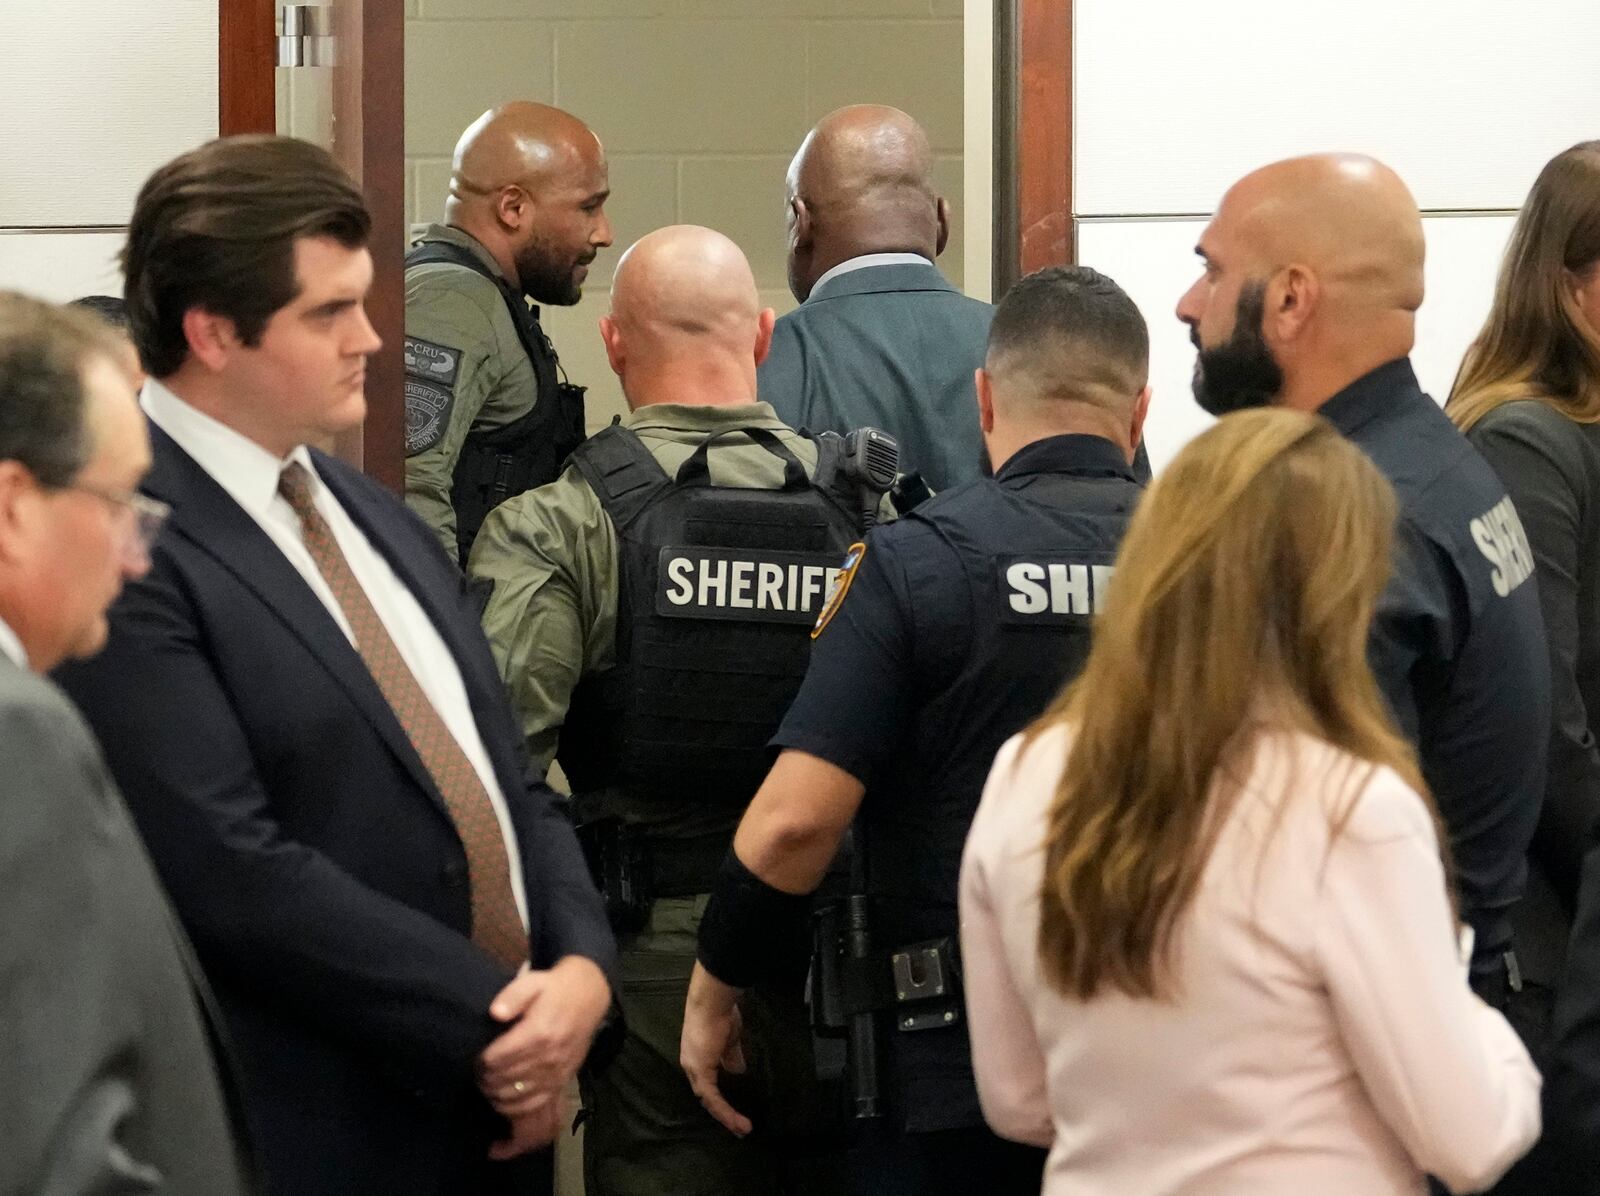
[406,101,614,567]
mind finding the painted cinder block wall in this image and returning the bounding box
[404,0,966,429]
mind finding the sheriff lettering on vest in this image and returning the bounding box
[682,266,1152,1196]
[471,225,889,1196]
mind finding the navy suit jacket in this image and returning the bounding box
[758,261,993,493]
[56,425,614,1196]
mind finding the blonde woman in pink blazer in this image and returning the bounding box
[959,409,1540,1195]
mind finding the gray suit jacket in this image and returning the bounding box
[0,654,249,1195]
[758,261,993,492]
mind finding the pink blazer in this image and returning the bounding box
[958,726,1540,1196]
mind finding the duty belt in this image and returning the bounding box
[576,819,732,932]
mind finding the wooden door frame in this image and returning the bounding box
[992,0,1073,298]
[220,0,276,135]
[331,0,405,491]
[218,0,406,493]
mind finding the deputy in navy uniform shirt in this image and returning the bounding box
[1177,153,1550,1001]
[680,266,1150,1196]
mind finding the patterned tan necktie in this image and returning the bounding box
[278,462,527,971]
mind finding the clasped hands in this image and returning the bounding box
[476,954,611,1160]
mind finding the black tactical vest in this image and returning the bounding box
[405,240,587,566]
[559,424,864,822]
[868,467,1141,949]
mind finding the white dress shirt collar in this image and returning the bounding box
[810,252,932,299]
[141,378,319,516]
[0,615,28,671]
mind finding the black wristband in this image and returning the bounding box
[696,851,813,989]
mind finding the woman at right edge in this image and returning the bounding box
[959,409,1540,1195]
[1448,140,1600,1194]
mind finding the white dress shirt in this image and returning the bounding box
[810,252,931,298]
[959,725,1540,1196]
[0,615,27,671]
[142,379,528,925]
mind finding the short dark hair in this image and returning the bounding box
[123,135,371,378]
[0,293,125,487]
[70,294,130,331]
[988,266,1150,398]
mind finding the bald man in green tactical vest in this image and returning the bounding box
[471,225,881,1196]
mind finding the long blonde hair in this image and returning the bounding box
[1448,141,1600,432]
[1032,408,1433,1000]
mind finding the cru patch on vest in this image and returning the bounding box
[404,336,461,456]
[656,546,846,626]
[812,541,867,640]
[405,335,461,385]
[997,554,1116,624]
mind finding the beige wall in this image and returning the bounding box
[404,0,965,430]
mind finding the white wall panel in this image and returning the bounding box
[1078,213,1514,472]
[1074,0,1599,216]
[0,233,125,303]
[0,1,217,228]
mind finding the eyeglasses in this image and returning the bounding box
[58,484,171,555]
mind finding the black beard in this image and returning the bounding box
[1191,283,1284,416]
[515,237,589,306]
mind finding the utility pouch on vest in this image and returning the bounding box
[574,818,653,934]
[555,378,587,450]
[809,898,895,1034]
[888,938,963,1032]
[809,821,888,1128]
[809,907,964,1134]
[810,923,964,1034]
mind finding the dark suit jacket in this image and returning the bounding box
[0,654,251,1195]
[55,427,614,1196]
[758,261,993,493]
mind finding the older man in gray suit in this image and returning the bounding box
[762,105,1152,492]
[0,293,250,1195]
[758,105,993,492]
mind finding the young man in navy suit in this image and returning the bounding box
[56,135,615,1196]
